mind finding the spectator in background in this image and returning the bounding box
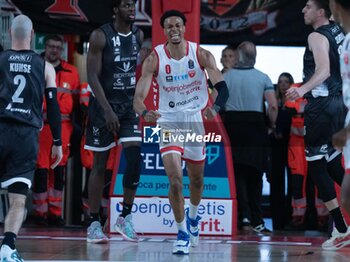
[0,44,3,52]
[32,34,80,226]
[224,41,278,234]
[220,46,237,74]
[269,73,293,230]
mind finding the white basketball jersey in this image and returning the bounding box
[341,33,350,109]
[154,41,208,115]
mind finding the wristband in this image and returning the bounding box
[53,139,62,146]
[141,109,148,118]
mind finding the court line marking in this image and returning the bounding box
[10,235,313,246]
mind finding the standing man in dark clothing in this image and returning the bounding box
[85,0,143,243]
[286,0,350,250]
[0,15,62,261]
[224,41,278,234]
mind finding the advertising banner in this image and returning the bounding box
[109,197,233,235]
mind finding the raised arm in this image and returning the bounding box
[44,61,63,169]
[133,51,161,122]
[198,47,229,119]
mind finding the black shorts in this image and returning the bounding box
[304,95,346,161]
[84,98,141,152]
[0,121,39,188]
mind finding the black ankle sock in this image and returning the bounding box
[331,207,347,233]
[90,213,99,223]
[121,202,133,218]
[2,232,16,250]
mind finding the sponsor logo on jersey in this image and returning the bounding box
[188,70,196,78]
[166,76,173,82]
[188,59,194,69]
[8,54,32,62]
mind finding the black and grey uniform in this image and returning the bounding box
[303,22,346,161]
[0,50,46,188]
[85,23,142,151]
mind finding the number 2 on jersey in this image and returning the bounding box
[12,74,26,103]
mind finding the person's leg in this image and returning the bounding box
[162,152,190,254]
[186,161,205,246]
[86,150,109,243]
[270,144,286,230]
[32,124,52,225]
[89,151,109,220]
[1,183,28,262]
[290,174,307,228]
[163,153,185,224]
[308,158,350,250]
[234,164,251,228]
[327,153,344,186]
[114,142,141,241]
[247,166,265,231]
[120,142,141,218]
[32,168,49,225]
[48,165,65,225]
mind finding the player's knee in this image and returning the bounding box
[92,152,109,175]
[123,146,141,189]
[190,175,203,189]
[169,176,183,194]
[33,168,48,193]
[8,182,29,196]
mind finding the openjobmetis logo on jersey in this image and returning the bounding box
[143,125,222,144]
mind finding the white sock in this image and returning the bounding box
[189,202,198,220]
[176,217,187,233]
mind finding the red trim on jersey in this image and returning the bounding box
[154,49,160,78]
[196,43,205,72]
[163,42,171,59]
[182,157,206,164]
[160,146,184,154]
[163,41,189,59]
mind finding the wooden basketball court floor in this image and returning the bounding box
[1,227,350,262]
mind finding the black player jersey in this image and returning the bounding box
[99,23,141,104]
[303,22,344,98]
[0,49,46,128]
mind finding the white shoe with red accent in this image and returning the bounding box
[322,227,350,250]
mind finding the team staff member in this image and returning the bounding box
[0,15,62,261]
[32,34,80,226]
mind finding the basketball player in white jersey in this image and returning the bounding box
[134,10,228,255]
